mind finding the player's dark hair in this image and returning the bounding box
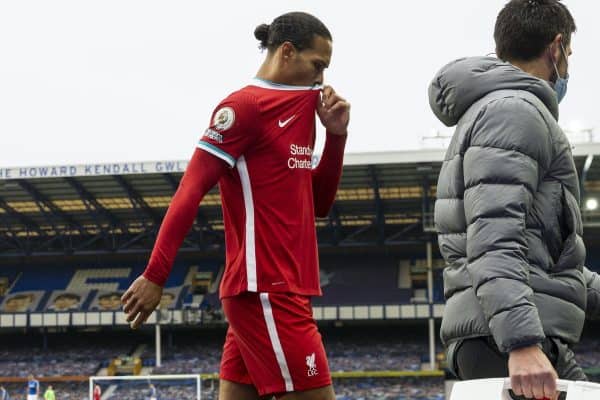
[254,12,331,52]
[494,0,576,62]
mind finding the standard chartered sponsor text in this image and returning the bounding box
[288,144,313,169]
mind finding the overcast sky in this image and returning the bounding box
[0,0,598,168]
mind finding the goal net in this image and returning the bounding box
[89,374,201,400]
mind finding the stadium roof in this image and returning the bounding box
[2,143,600,258]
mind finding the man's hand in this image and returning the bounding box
[121,275,162,329]
[317,85,350,136]
[508,345,558,400]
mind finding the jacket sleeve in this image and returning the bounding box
[584,266,600,320]
[463,96,553,353]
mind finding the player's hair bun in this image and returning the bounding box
[254,23,270,48]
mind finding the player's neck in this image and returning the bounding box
[256,57,290,86]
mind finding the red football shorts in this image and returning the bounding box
[220,292,332,397]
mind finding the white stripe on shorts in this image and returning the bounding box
[259,293,294,392]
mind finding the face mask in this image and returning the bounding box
[551,42,569,103]
[553,73,569,104]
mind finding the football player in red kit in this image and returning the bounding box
[93,384,101,400]
[122,12,349,400]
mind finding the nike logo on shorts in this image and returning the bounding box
[278,115,296,128]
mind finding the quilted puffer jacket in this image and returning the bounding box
[429,56,600,353]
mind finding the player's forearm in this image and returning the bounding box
[143,149,226,286]
[312,132,346,217]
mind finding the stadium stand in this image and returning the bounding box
[143,325,436,375]
[315,255,413,306]
[1,382,86,400]
[0,263,222,312]
[3,148,600,399]
[2,327,598,399]
[0,254,443,313]
[93,377,447,400]
[333,377,445,400]
[0,333,136,378]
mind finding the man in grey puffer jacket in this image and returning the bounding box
[429,1,600,399]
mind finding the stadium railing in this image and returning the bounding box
[0,303,447,328]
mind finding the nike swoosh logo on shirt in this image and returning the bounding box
[278,115,296,128]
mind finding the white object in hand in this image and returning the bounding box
[449,378,600,400]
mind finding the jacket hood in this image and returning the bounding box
[428,56,559,127]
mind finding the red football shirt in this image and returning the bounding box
[198,79,322,297]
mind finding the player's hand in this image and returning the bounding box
[121,275,162,329]
[317,85,350,136]
[508,345,559,400]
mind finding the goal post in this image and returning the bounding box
[89,374,201,400]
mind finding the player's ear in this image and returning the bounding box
[280,41,297,62]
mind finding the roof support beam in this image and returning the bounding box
[0,232,24,253]
[369,165,386,245]
[32,235,62,252]
[421,175,435,232]
[340,223,374,245]
[113,175,162,226]
[385,222,420,243]
[327,204,343,246]
[118,228,154,250]
[17,180,86,236]
[0,196,43,236]
[65,177,126,234]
